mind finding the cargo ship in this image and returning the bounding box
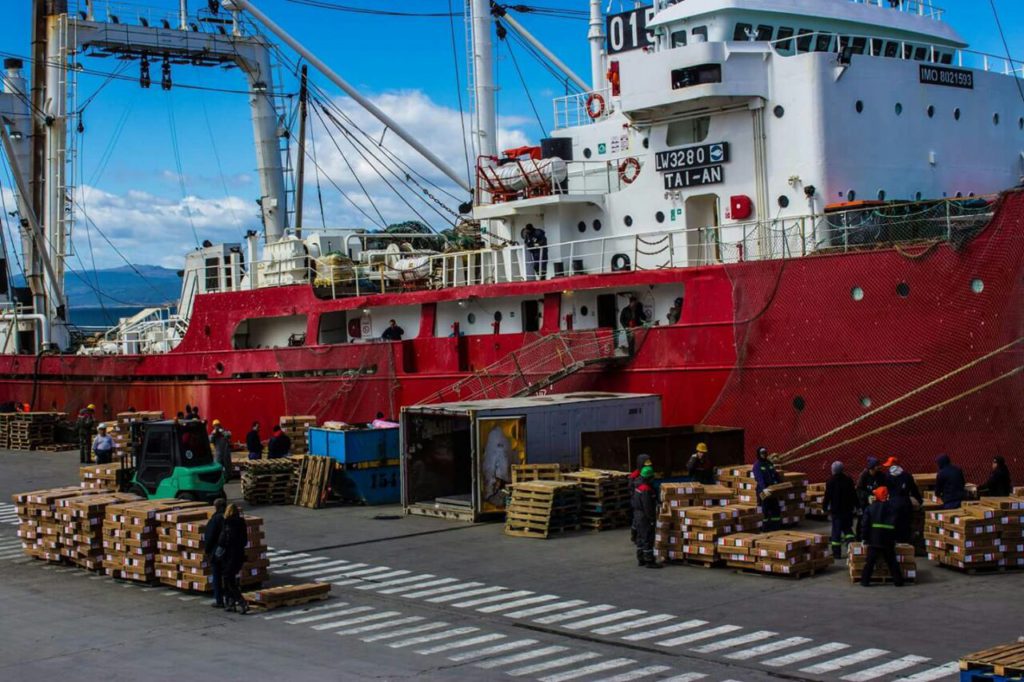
[0,0,1022,481]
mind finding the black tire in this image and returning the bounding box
[176,491,198,501]
[611,253,631,272]
[128,483,149,499]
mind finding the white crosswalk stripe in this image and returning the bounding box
[0,550,25,559]
[314,564,370,581]
[361,622,450,643]
[342,569,411,584]
[622,620,706,642]
[507,652,603,677]
[447,639,539,662]
[476,646,571,669]
[355,573,436,591]
[892,661,960,682]
[331,569,409,587]
[402,582,484,599]
[841,655,931,681]
[589,665,673,682]
[592,614,675,635]
[377,577,458,595]
[534,604,615,625]
[725,636,812,660]
[290,606,373,625]
[267,554,315,566]
[388,626,478,649]
[563,609,645,631]
[453,590,534,609]
[263,600,349,620]
[323,566,392,581]
[311,609,398,631]
[659,674,707,682]
[692,630,777,653]
[537,657,635,682]
[800,648,890,674]
[282,560,354,576]
[415,633,506,655]
[500,598,585,618]
[762,642,850,667]
[332,616,425,636]
[426,586,507,604]
[658,624,742,648]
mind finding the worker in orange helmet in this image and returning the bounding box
[859,485,904,587]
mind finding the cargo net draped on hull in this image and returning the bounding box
[701,194,1024,483]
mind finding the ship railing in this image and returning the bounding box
[553,87,613,129]
[68,0,243,34]
[103,305,183,354]
[767,29,1023,78]
[655,0,943,20]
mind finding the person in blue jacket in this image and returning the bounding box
[883,457,922,544]
[934,454,966,509]
[753,447,782,530]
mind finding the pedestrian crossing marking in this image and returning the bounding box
[800,648,889,674]
[841,655,930,681]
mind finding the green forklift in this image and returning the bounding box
[119,420,226,501]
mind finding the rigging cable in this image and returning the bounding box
[165,95,201,247]
[307,106,328,229]
[988,0,1024,106]
[500,22,549,137]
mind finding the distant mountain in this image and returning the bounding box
[62,265,181,308]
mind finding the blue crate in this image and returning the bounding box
[308,427,398,466]
[962,669,1024,682]
[335,465,400,505]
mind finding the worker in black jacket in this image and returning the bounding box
[628,453,653,546]
[753,447,782,530]
[823,461,858,559]
[203,498,227,608]
[855,457,886,538]
[979,456,1012,497]
[934,454,966,509]
[632,465,662,569]
[859,486,904,587]
[884,457,922,544]
[219,504,250,614]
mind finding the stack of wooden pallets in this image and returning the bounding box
[959,642,1024,682]
[504,480,582,539]
[280,415,317,454]
[562,469,631,530]
[0,412,14,448]
[847,542,917,584]
[8,412,63,450]
[241,459,297,504]
[293,455,336,508]
[243,583,331,611]
[511,463,562,484]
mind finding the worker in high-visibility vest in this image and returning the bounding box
[859,486,905,587]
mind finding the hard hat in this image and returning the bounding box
[87,404,96,410]
[97,423,107,430]
[883,456,898,468]
[873,486,889,502]
[212,419,221,426]
[696,442,708,453]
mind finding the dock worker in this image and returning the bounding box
[632,464,662,569]
[203,498,227,609]
[267,425,291,458]
[667,297,683,325]
[753,446,782,530]
[92,423,114,465]
[823,461,858,559]
[855,457,886,538]
[686,442,714,484]
[521,224,548,280]
[978,456,1012,497]
[381,319,405,341]
[210,420,233,473]
[246,421,263,460]
[884,457,922,544]
[629,454,653,544]
[859,486,905,587]
[77,404,96,464]
[934,454,966,509]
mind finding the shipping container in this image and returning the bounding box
[401,392,661,521]
[308,426,400,505]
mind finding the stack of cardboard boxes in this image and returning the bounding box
[715,465,808,526]
[12,486,101,561]
[111,411,164,461]
[654,483,763,564]
[102,499,208,583]
[719,531,832,576]
[79,461,131,491]
[847,542,917,583]
[925,497,1024,571]
[806,482,827,519]
[279,415,317,454]
[57,492,141,570]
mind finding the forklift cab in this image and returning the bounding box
[128,420,225,501]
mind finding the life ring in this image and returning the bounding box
[347,318,362,339]
[618,157,641,185]
[610,253,631,272]
[585,92,606,119]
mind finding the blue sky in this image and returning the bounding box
[0,0,1021,273]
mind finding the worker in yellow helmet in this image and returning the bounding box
[210,419,233,475]
[687,442,714,484]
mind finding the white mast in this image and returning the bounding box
[471,0,497,159]
[588,0,606,91]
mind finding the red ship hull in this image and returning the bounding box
[2,190,1022,483]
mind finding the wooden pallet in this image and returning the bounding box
[243,582,331,611]
[961,643,1024,677]
[511,463,562,484]
[504,524,580,539]
[293,455,335,508]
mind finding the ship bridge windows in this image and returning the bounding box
[733,23,752,42]
[795,29,814,53]
[671,30,687,48]
[691,26,708,43]
[667,116,710,146]
[670,64,721,90]
[774,27,795,54]
[731,23,772,42]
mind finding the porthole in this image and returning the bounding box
[894,102,903,116]
[624,215,633,227]
[592,219,602,231]
[896,282,910,298]
[215,362,225,375]
[467,312,476,324]
[955,191,963,198]
[877,190,886,201]
[855,100,864,113]
[580,305,589,316]
[793,396,806,412]
[1019,117,1024,130]
[851,286,865,301]
[583,147,592,159]
[642,138,649,149]
[577,221,586,233]
[971,278,984,294]
[778,195,790,208]
[915,191,923,201]
[655,211,665,223]
[773,105,785,118]
[993,113,1000,126]
[847,190,856,201]
[953,107,961,121]
[494,311,503,322]
[927,105,935,118]
[860,396,872,409]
